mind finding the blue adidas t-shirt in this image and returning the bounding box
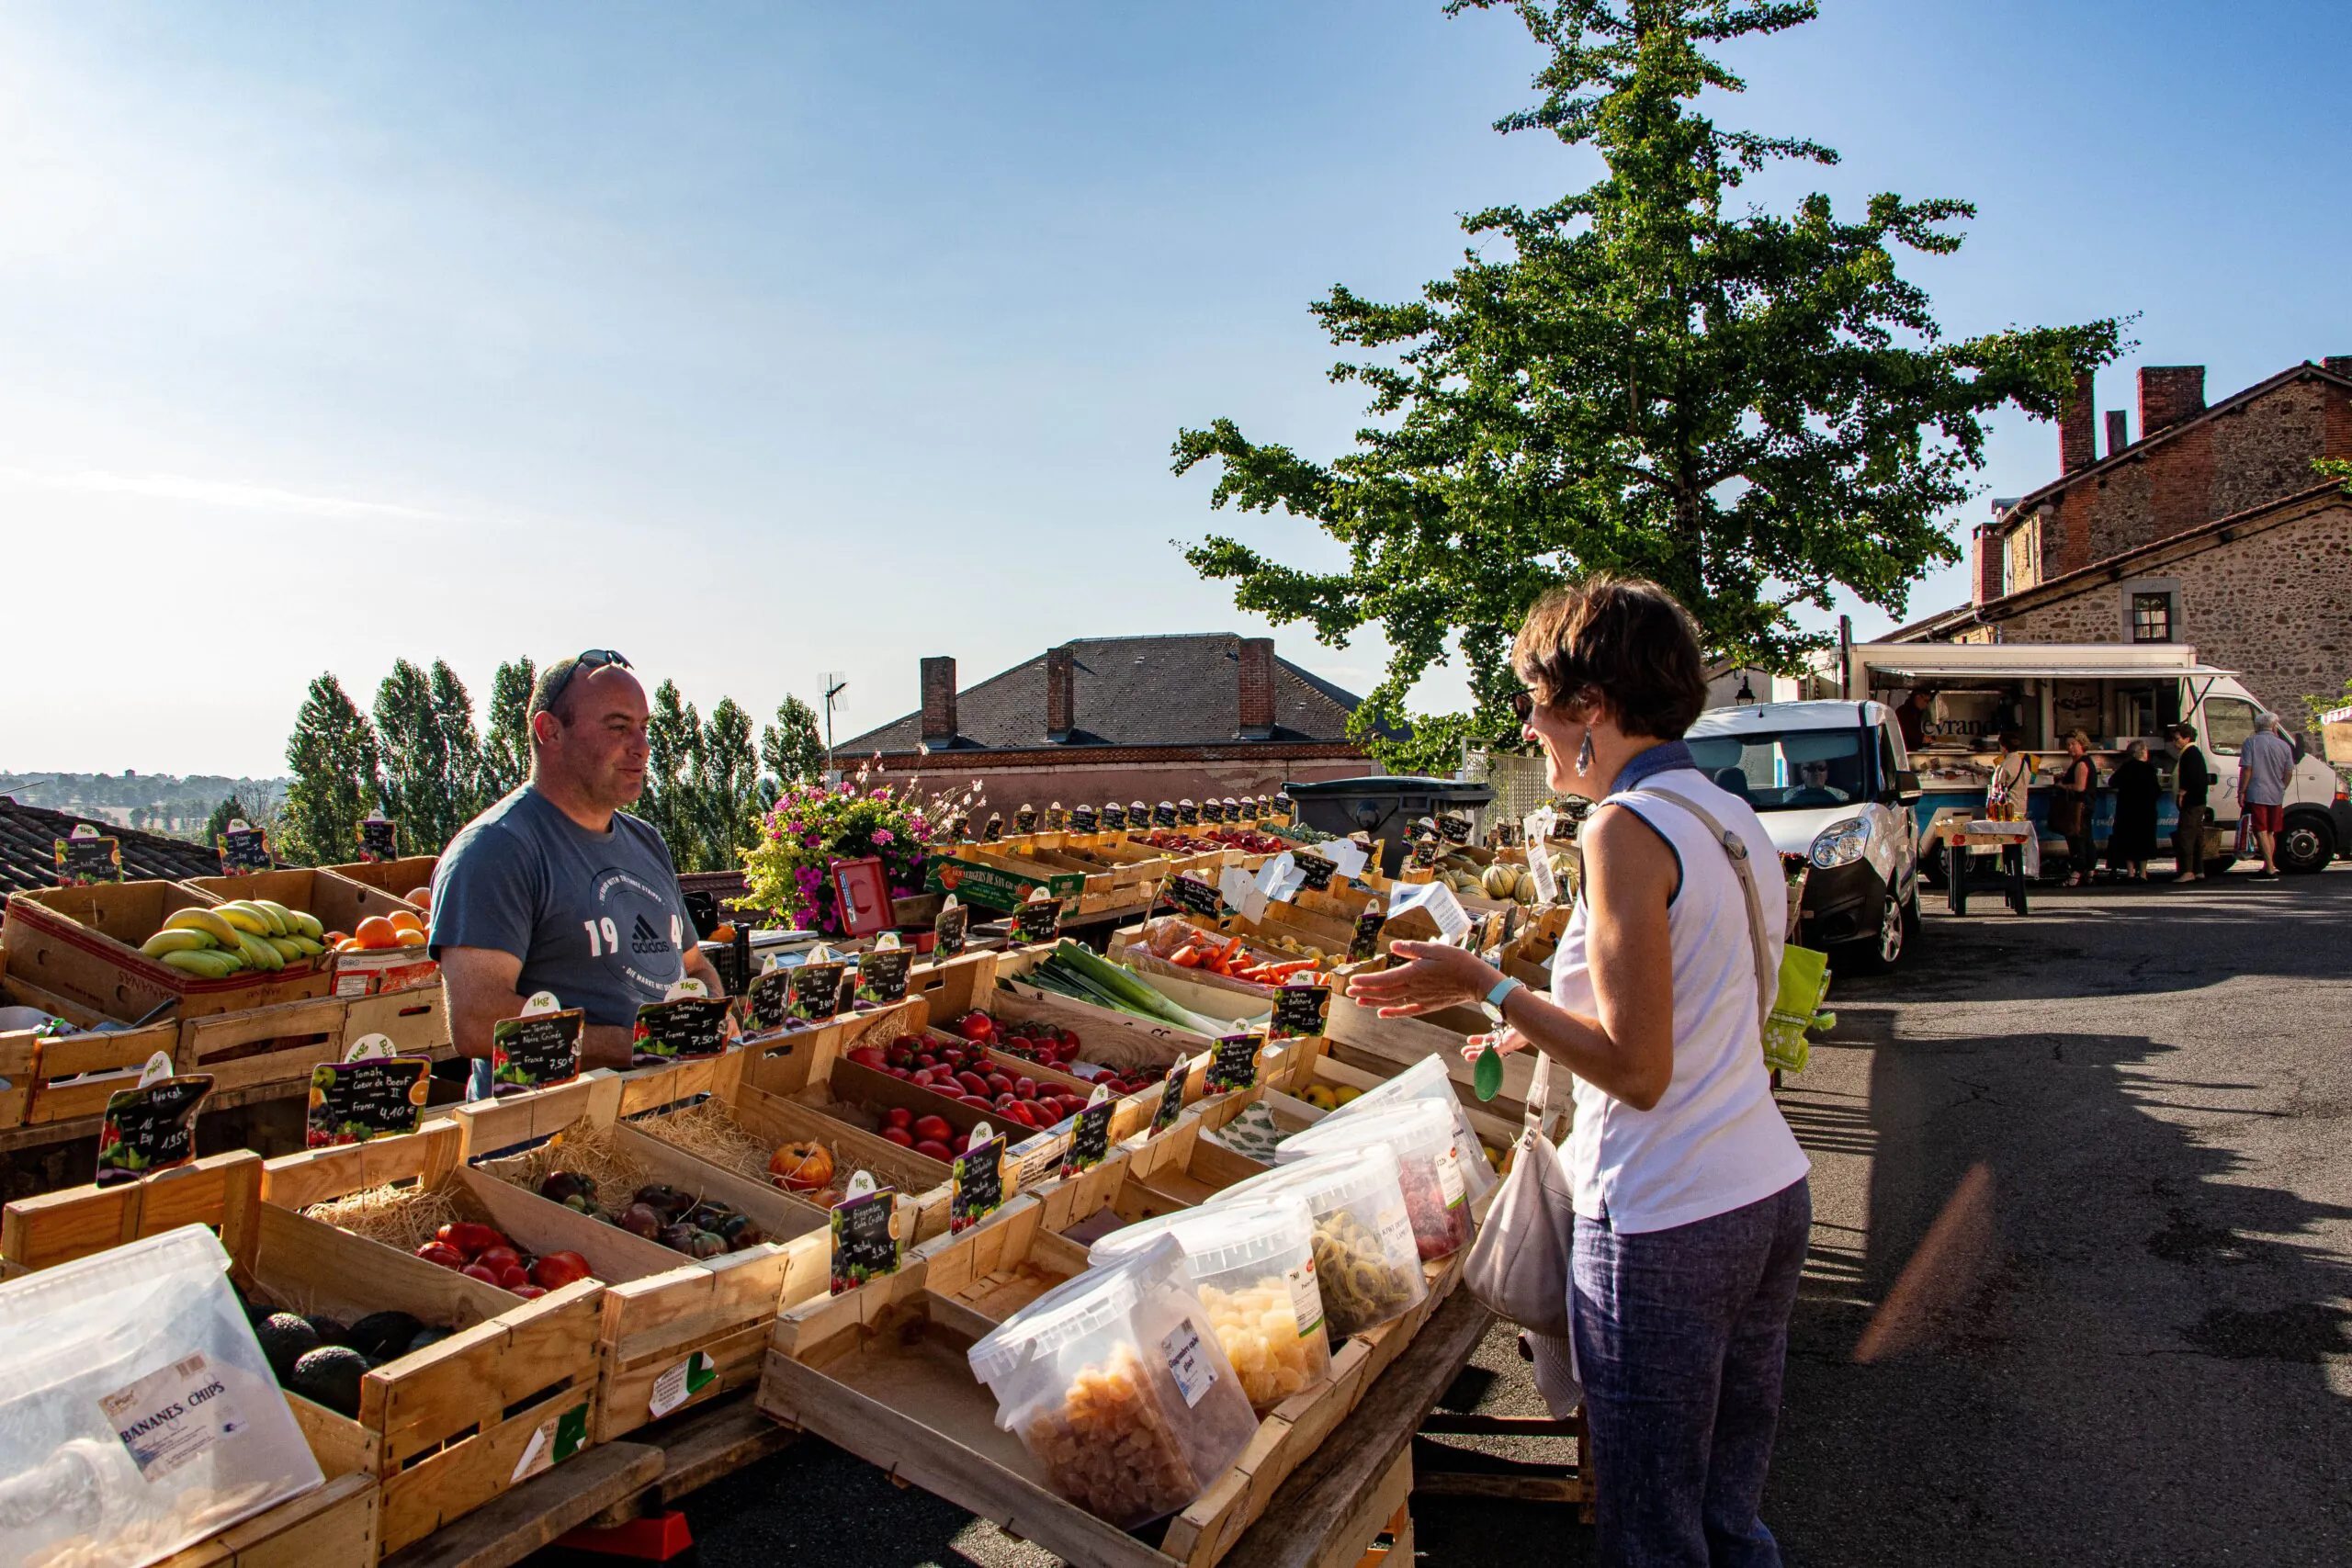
[429,785,694,1027]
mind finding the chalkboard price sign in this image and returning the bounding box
[1014,805,1037,834]
[1165,874,1224,919]
[982,813,1004,842]
[1176,799,1200,827]
[1100,802,1125,830]
[1011,897,1062,945]
[1060,1095,1116,1179]
[1199,798,1225,824]
[1151,1059,1190,1134]
[1290,850,1336,892]
[492,1010,584,1089]
[933,901,969,959]
[306,1056,432,1148]
[1438,812,1474,845]
[1153,802,1179,829]
[53,834,123,886]
[1348,904,1385,962]
[1205,1032,1261,1094]
[1408,835,1439,869]
[1271,982,1329,1039]
[356,818,399,863]
[830,1188,900,1294]
[217,826,271,875]
[1069,804,1098,832]
[746,968,793,1031]
[96,1075,214,1186]
[789,960,847,1021]
[631,996,731,1064]
[858,947,912,1004]
[950,1134,1006,1234]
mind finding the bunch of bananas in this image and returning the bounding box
[140,899,327,979]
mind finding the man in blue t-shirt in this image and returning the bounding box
[431,650,727,1078]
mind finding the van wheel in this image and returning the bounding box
[1838,891,1906,975]
[2278,813,2335,874]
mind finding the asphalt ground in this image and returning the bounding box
[530,861,2352,1568]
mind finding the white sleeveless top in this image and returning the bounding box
[1552,767,1810,1234]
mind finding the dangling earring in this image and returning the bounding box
[1575,728,1594,776]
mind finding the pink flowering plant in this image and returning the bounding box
[739,761,978,936]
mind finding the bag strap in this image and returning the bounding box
[1522,1050,1564,1141]
[1625,784,1778,1031]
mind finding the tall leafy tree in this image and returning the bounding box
[375,660,481,854]
[690,698,763,870]
[760,695,827,793]
[1173,0,2129,772]
[479,658,537,801]
[429,661,484,824]
[280,674,383,865]
[641,679,703,866]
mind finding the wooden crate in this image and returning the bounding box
[759,1182,1464,1568]
[5,1148,606,1560]
[0,968,185,1126]
[1321,993,1532,1125]
[158,1466,381,1568]
[447,1063,834,1443]
[3,882,334,1022]
[987,947,1221,1077]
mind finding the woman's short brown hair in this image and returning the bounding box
[1511,577,1711,740]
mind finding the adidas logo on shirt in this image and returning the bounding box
[631,914,670,955]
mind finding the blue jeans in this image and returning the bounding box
[1573,1179,1812,1568]
[465,1056,495,1102]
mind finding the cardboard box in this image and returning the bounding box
[3,881,334,1022]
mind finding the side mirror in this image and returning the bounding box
[1895,770,1922,799]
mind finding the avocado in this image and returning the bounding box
[305,1315,350,1347]
[256,1314,321,1383]
[288,1346,368,1417]
[345,1311,424,1362]
[404,1325,453,1356]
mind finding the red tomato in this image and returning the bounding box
[885,1106,913,1130]
[415,1242,466,1269]
[531,1251,594,1290]
[436,1222,506,1259]
[497,1264,531,1290]
[511,1284,548,1300]
[880,1126,915,1147]
[460,1263,502,1285]
[475,1247,522,1276]
[913,1114,952,1144]
[912,1139,955,1162]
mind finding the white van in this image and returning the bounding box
[1684,699,1923,971]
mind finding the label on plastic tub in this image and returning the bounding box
[1161,1318,1219,1408]
[1375,1205,1417,1266]
[1284,1260,1327,1338]
[1438,1145,1467,1210]
[101,1353,245,1483]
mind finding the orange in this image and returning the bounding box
[354,916,401,950]
[322,931,349,946]
[401,886,433,907]
[394,928,427,948]
[388,909,425,935]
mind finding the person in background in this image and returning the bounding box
[1984,730,2034,822]
[431,651,727,1091]
[2170,721,2211,883]
[1894,689,1928,751]
[2051,730,2098,886]
[2105,739,2160,883]
[2237,712,2297,879]
[1351,577,1809,1568]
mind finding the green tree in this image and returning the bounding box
[690,698,764,870]
[280,674,383,865]
[200,793,279,857]
[1173,0,2129,770]
[641,679,703,867]
[760,695,827,791]
[478,658,537,802]
[375,660,482,854]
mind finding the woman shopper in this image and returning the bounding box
[2170,721,2212,882]
[2106,739,2161,882]
[1984,730,2034,821]
[2050,731,2099,886]
[1347,578,1809,1568]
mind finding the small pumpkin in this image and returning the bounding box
[768,1141,835,1193]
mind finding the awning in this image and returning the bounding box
[1863,661,2236,681]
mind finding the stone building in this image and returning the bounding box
[1894,357,2352,719]
[837,634,1380,815]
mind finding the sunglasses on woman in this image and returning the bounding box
[1510,688,1537,721]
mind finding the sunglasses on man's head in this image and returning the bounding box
[543,649,632,712]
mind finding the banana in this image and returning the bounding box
[215,903,273,936]
[141,928,213,957]
[286,935,325,957]
[164,908,244,949]
[236,931,285,972]
[250,899,297,936]
[266,936,307,962]
[162,948,240,978]
[288,910,323,941]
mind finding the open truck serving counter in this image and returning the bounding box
[1846,641,2352,875]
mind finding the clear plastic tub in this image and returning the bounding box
[1316,1054,1499,1201]
[0,1224,323,1568]
[1276,1100,1469,1262]
[1206,1148,1426,1338]
[1089,1198,1330,1413]
[967,1235,1261,1528]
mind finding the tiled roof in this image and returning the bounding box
[0,799,225,895]
[840,634,1373,755]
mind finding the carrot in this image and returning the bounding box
[1170,944,1204,968]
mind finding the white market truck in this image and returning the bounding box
[1843,641,2352,875]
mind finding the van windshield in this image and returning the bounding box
[1685,729,1871,812]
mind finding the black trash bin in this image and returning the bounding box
[1282,776,1497,877]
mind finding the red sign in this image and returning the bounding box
[829,856,894,939]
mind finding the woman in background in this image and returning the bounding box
[2106,739,2160,882]
[1984,731,2034,822]
[2050,731,2098,886]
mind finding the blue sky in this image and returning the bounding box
[5,1,2347,776]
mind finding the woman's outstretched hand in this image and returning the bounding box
[1344,939,1500,1019]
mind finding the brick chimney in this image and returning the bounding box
[2104,409,2129,457]
[2139,366,2207,436]
[1045,646,1075,741]
[2059,371,2097,473]
[1973,523,2006,604]
[2323,355,2352,379]
[919,656,957,747]
[1238,637,1276,739]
